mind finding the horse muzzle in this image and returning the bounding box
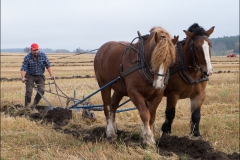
[153,83,164,90]
[207,68,213,76]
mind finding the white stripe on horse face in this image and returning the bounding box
[202,40,213,75]
[153,63,164,89]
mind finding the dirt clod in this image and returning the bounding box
[44,107,72,126]
[157,134,240,160]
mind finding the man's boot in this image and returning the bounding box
[25,97,31,108]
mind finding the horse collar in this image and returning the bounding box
[119,35,169,85]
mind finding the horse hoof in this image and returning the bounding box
[191,132,201,137]
[194,134,201,137]
[107,136,117,142]
[191,136,203,140]
[143,137,156,151]
[162,132,171,136]
[106,132,118,141]
[143,142,157,151]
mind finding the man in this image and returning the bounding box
[20,43,55,109]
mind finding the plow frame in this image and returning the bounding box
[33,76,136,114]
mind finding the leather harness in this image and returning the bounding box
[170,36,209,84]
[119,34,170,89]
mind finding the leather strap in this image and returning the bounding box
[170,42,209,84]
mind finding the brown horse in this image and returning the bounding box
[162,23,215,136]
[94,27,178,147]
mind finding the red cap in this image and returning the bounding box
[31,43,39,50]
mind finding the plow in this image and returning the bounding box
[33,77,136,120]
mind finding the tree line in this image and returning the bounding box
[1,35,239,55]
[25,35,239,56]
[23,48,71,53]
[21,47,95,54]
[210,35,239,56]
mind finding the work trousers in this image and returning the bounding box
[25,73,45,107]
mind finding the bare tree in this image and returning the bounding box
[24,47,30,53]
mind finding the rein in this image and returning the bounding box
[119,33,169,86]
[170,36,209,84]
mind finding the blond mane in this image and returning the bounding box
[149,27,175,72]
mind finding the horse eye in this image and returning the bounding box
[195,47,199,50]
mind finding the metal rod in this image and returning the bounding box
[48,82,52,92]
[72,105,136,113]
[34,82,56,86]
[74,90,76,104]
[116,107,137,113]
[44,89,82,101]
[70,77,120,108]
[33,87,52,107]
[118,98,131,108]
[53,78,64,107]
[71,106,137,113]
[73,104,103,109]
[44,90,70,99]
[72,98,130,109]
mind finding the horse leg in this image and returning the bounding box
[147,93,163,133]
[100,87,117,139]
[129,91,155,147]
[190,90,206,136]
[110,91,124,133]
[161,95,178,134]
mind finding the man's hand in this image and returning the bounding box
[50,75,55,80]
[22,78,27,83]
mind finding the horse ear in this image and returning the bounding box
[183,30,193,38]
[172,35,179,45]
[205,26,215,37]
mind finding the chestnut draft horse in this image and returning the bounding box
[162,23,215,136]
[94,27,178,147]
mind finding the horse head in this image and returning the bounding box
[183,24,215,76]
[148,27,178,89]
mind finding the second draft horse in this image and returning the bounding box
[162,23,215,136]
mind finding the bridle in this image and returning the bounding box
[169,35,210,84]
[189,35,210,76]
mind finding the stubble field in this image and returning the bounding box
[1,53,239,160]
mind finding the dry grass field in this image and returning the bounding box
[1,53,239,159]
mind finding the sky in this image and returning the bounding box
[1,0,239,51]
